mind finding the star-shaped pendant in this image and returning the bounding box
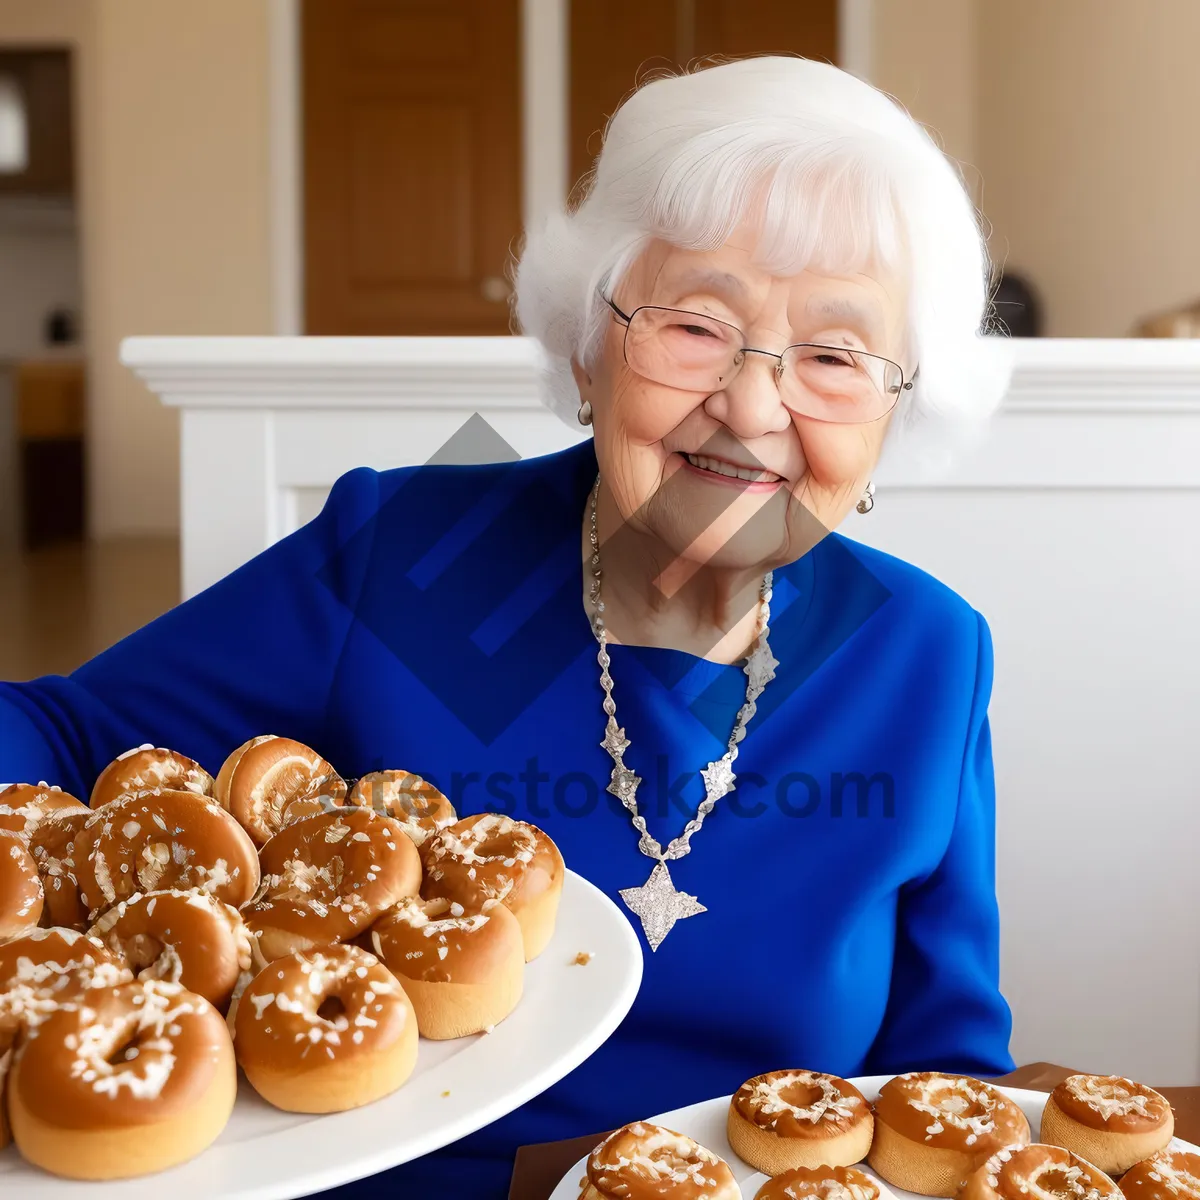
[619,861,706,951]
[745,642,780,692]
[606,764,640,804]
[700,756,736,802]
[600,718,630,758]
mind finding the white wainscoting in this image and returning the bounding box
[122,334,1200,1084]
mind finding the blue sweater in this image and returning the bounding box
[0,436,1014,1195]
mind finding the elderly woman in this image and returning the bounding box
[0,56,1013,1195]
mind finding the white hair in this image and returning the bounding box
[513,55,1012,479]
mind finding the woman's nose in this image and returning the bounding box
[704,351,794,437]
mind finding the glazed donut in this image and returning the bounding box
[346,770,457,848]
[0,830,43,939]
[369,894,524,1038]
[89,745,214,809]
[754,1165,887,1200]
[579,1121,740,1200]
[7,978,236,1180]
[72,788,260,919]
[232,943,418,1113]
[214,735,346,846]
[26,807,92,929]
[961,1144,1122,1200]
[89,889,257,1012]
[1120,1148,1200,1200]
[246,807,422,961]
[423,813,564,961]
[1040,1075,1175,1176]
[728,1070,873,1175]
[867,1072,1031,1197]
[0,782,88,838]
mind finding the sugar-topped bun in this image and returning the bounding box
[0,1018,15,1150]
[0,927,131,996]
[89,889,257,1012]
[960,1144,1121,1200]
[1120,1148,1200,1200]
[423,813,564,962]
[72,788,260,920]
[0,830,43,939]
[0,782,88,836]
[245,807,422,962]
[867,1072,1031,1197]
[346,770,457,848]
[232,943,418,1113]
[580,1121,741,1199]
[89,745,214,809]
[7,978,236,1180]
[214,735,346,846]
[754,1164,887,1200]
[728,1070,873,1175]
[25,807,92,929]
[369,895,524,1038]
[0,928,133,1046]
[0,925,133,1154]
[1040,1075,1175,1176]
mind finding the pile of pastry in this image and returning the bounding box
[579,1068,1198,1200]
[0,737,564,1182]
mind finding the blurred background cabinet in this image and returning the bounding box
[0,49,73,196]
[14,357,85,549]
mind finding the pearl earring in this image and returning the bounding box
[856,481,875,514]
[577,400,593,426]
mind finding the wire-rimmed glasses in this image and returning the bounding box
[603,295,916,423]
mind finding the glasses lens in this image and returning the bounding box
[780,345,903,421]
[625,307,742,390]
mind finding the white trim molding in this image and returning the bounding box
[838,0,874,80]
[522,0,570,228]
[122,335,577,599]
[121,333,1200,597]
[268,0,303,336]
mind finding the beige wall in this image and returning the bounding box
[84,0,274,535]
[0,0,275,537]
[870,0,979,197]
[0,0,82,43]
[872,0,1200,338]
[976,0,1200,337]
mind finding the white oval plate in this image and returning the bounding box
[1,869,643,1199]
[551,1076,1200,1199]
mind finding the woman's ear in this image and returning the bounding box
[570,356,593,395]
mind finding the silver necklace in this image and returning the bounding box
[587,476,778,950]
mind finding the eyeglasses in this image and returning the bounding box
[602,295,917,423]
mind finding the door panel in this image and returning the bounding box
[569,0,838,191]
[303,0,521,334]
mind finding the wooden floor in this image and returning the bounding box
[0,538,180,682]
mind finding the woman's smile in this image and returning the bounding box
[677,450,784,491]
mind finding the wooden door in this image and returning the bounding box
[570,0,838,191]
[303,0,522,335]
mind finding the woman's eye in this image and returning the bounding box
[675,323,719,339]
[814,352,853,367]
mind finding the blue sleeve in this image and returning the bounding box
[0,467,382,798]
[863,610,1016,1077]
